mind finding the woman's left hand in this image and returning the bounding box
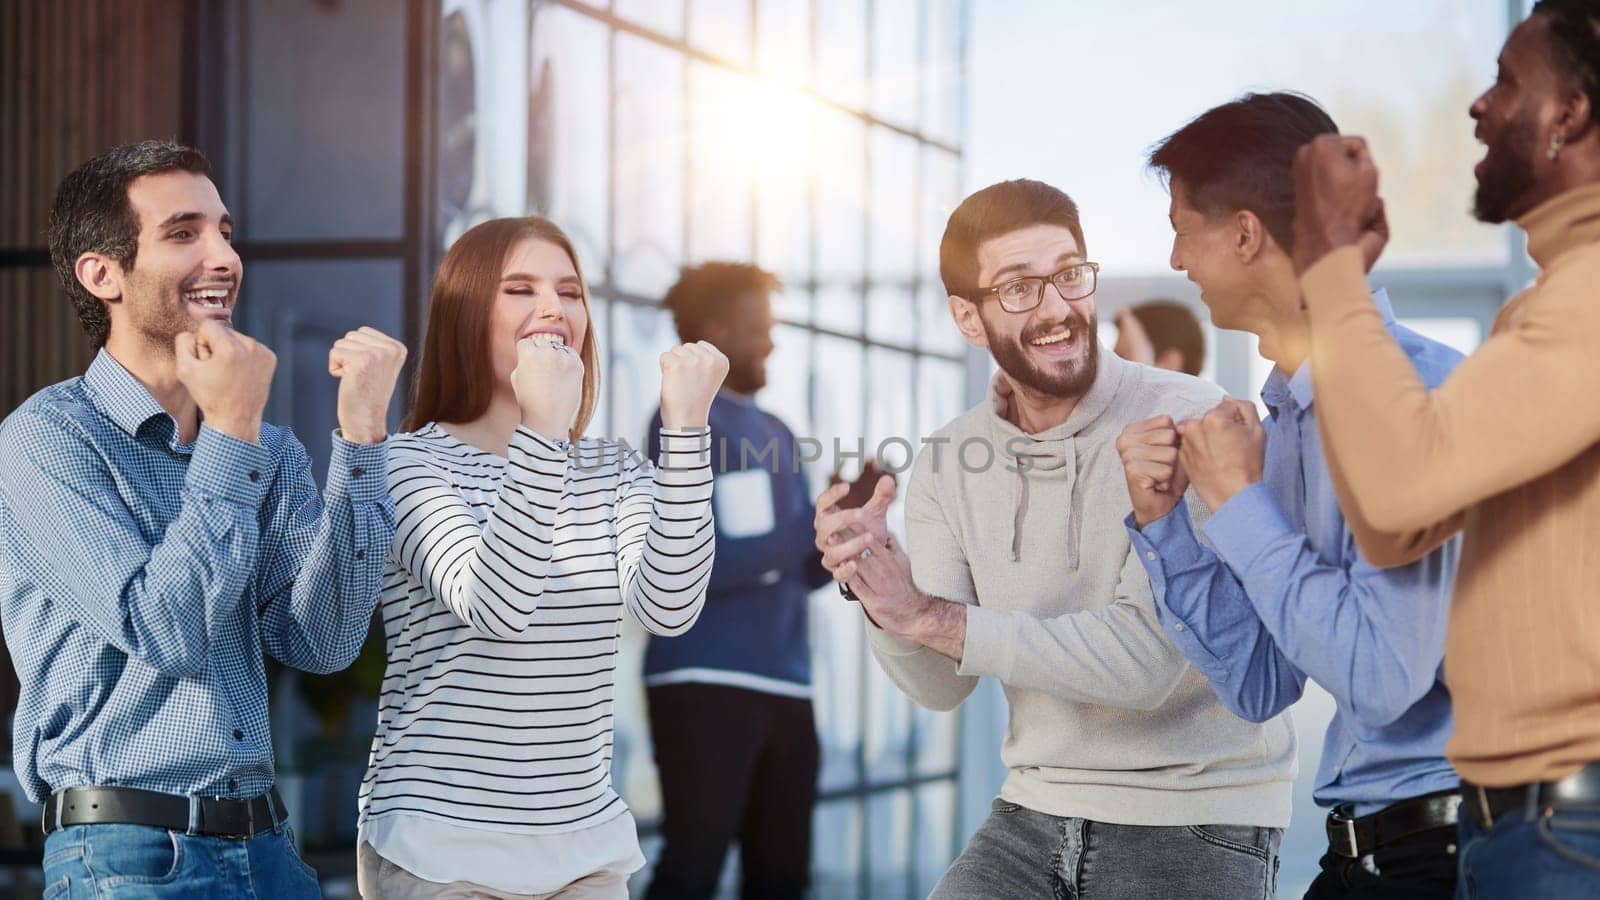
[659,341,729,430]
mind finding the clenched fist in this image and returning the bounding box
[1177,398,1265,512]
[512,336,585,441]
[1291,135,1389,275]
[175,320,276,444]
[330,326,408,444]
[1117,415,1187,528]
[659,341,729,430]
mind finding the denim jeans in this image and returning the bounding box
[1455,800,1600,899]
[40,821,322,898]
[929,798,1281,899]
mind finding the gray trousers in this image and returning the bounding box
[931,799,1282,899]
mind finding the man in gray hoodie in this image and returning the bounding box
[815,179,1295,899]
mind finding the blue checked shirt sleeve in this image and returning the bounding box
[1202,482,1451,729]
[256,431,396,674]
[0,413,267,676]
[1126,496,1307,722]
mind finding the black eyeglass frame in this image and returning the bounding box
[968,261,1101,313]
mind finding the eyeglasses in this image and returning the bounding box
[972,262,1100,313]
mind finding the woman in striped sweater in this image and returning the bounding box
[356,217,727,898]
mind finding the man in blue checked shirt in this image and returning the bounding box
[1119,94,1466,899]
[0,140,406,896]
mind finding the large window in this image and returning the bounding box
[437,1,972,894]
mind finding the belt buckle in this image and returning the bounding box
[1329,812,1360,858]
[210,795,254,839]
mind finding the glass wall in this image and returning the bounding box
[435,1,972,894]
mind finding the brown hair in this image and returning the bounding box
[48,140,211,348]
[1147,92,1338,256]
[662,261,781,342]
[939,179,1087,298]
[405,217,600,440]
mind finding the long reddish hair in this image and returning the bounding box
[405,217,600,440]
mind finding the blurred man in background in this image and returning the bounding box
[1114,299,1207,376]
[644,262,832,900]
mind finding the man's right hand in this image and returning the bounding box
[1291,135,1385,276]
[1116,414,1188,528]
[175,321,276,444]
[512,336,585,440]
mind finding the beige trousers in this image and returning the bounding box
[357,842,630,900]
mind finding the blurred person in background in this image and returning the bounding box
[1114,299,1207,376]
[642,262,836,900]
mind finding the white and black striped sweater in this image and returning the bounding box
[359,424,713,833]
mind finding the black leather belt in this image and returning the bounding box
[42,786,288,838]
[1326,789,1462,859]
[1465,762,1600,829]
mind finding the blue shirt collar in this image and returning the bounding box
[1269,287,1395,413]
[83,349,173,440]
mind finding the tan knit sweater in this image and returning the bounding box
[1302,182,1600,787]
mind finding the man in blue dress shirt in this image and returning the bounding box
[1118,94,1466,899]
[0,140,407,895]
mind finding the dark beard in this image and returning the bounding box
[727,359,766,394]
[985,310,1099,398]
[1473,113,1539,224]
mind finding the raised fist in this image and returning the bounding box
[512,335,585,440]
[1117,414,1186,528]
[659,341,729,430]
[329,326,408,444]
[1177,398,1266,513]
[1291,135,1387,275]
[175,320,276,444]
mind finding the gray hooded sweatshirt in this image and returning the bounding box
[866,347,1295,827]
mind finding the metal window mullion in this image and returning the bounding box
[605,15,620,440]
[859,0,877,895]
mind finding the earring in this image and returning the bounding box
[1548,134,1565,161]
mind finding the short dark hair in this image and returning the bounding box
[662,262,781,342]
[1148,92,1338,255]
[1533,0,1600,128]
[47,140,212,348]
[939,179,1087,297]
[1129,299,1206,376]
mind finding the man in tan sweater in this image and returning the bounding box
[1291,2,1600,895]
